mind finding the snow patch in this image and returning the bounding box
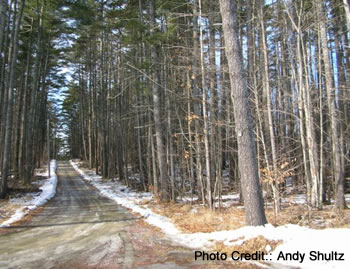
[0,160,58,227]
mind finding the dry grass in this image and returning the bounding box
[339,222,350,228]
[265,205,350,229]
[147,201,246,233]
[0,203,19,224]
[144,197,350,235]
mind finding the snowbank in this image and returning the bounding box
[70,160,350,269]
[0,160,58,227]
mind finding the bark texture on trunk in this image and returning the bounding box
[1,0,25,198]
[316,0,345,209]
[149,0,169,201]
[219,0,267,226]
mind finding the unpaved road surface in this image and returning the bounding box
[0,162,139,268]
[0,161,262,269]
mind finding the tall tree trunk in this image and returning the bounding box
[18,28,33,181]
[198,0,213,209]
[208,0,219,208]
[0,0,7,55]
[258,0,280,214]
[25,0,44,183]
[1,0,25,198]
[316,0,345,209]
[149,0,169,201]
[285,2,322,207]
[192,0,205,204]
[219,0,267,226]
[300,37,321,208]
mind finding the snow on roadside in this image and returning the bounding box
[70,160,350,269]
[69,160,180,234]
[0,160,58,227]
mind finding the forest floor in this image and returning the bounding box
[70,160,350,269]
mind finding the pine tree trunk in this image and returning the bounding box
[25,0,44,183]
[198,0,213,209]
[258,0,280,214]
[149,0,169,201]
[1,0,25,198]
[219,0,267,226]
[317,0,345,209]
[0,0,7,55]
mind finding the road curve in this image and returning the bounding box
[0,161,137,268]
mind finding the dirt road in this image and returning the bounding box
[0,162,140,268]
[0,162,262,269]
